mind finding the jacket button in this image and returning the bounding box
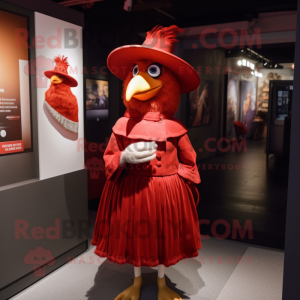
[157,161,161,167]
[156,151,162,159]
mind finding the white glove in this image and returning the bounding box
[120,141,157,166]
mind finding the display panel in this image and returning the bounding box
[226,78,239,140]
[188,79,214,127]
[85,78,109,121]
[276,89,292,119]
[35,12,84,180]
[240,80,256,133]
[0,9,32,155]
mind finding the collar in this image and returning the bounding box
[124,109,173,122]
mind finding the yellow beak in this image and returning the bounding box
[51,75,64,84]
[125,72,163,102]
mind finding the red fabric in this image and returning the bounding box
[44,55,78,87]
[91,110,201,267]
[234,121,248,135]
[45,83,79,122]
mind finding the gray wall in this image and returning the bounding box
[0,1,88,299]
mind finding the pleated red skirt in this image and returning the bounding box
[91,173,201,267]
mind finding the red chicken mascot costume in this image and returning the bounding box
[91,25,201,300]
[44,55,79,133]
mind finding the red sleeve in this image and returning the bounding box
[103,133,125,182]
[177,134,201,184]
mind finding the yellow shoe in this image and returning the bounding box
[114,275,142,300]
[157,276,182,300]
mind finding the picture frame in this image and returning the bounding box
[187,79,214,128]
[85,78,109,121]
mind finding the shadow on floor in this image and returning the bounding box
[86,259,204,300]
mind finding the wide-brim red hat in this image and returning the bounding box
[107,25,200,94]
[44,56,78,87]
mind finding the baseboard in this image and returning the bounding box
[1,240,88,300]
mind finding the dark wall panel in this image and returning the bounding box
[0,170,88,297]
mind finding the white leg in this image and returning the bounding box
[158,264,165,278]
[134,266,141,277]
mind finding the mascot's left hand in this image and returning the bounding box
[120,141,157,166]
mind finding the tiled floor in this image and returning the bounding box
[197,138,288,249]
[10,138,287,300]
[10,234,284,300]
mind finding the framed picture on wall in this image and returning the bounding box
[85,78,109,121]
[187,79,214,127]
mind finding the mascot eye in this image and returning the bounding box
[148,64,161,78]
[132,65,139,77]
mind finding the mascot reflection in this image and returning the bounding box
[92,25,201,300]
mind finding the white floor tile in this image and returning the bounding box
[216,246,284,300]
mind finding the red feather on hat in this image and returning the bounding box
[54,55,70,68]
[144,25,184,54]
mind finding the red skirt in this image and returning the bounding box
[91,173,201,267]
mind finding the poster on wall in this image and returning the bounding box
[188,79,214,127]
[227,79,239,140]
[35,12,84,180]
[86,79,109,121]
[0,9,32,155]
[240,80,256,134]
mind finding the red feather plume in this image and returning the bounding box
[54,55,69,68]
[145,25,184,53]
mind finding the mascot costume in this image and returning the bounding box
[92,25,201,300]
[44,55,79,133]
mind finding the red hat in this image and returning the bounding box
[107,25,200,94]
[44,56,78,87]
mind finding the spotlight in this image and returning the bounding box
[238,60,242,66]
[264,62,267,66]
[124,0,132,11]
[241,49,244,52]
[275,64,277,68]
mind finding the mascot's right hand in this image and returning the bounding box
[120,141,157,166]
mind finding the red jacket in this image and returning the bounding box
[104,109,200,186]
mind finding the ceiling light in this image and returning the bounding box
[124,0,132,11]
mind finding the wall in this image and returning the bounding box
[177,48,226,161]
[83,24,142,200]
[0,1,88,299]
